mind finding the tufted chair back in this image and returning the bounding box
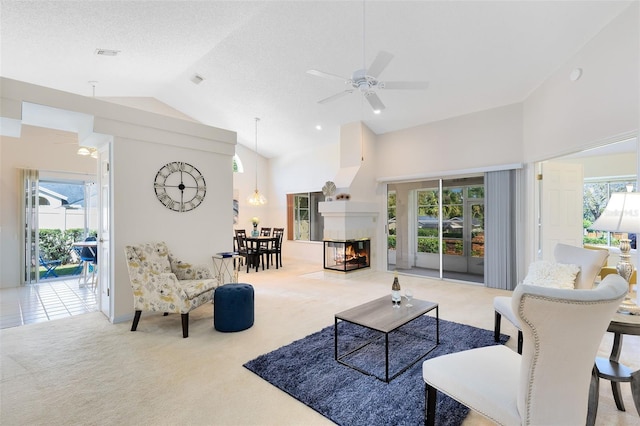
[513,274,627,424]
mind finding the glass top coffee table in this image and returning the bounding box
[334,296,439,382]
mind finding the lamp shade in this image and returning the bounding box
[591,192,640,233]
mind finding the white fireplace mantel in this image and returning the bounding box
[318,201,378,215]
[319,201,378,252]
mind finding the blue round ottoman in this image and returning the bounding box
[214,283,254,332]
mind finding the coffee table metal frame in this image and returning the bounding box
[334,296,439,382]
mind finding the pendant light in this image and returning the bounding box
[247,117,267,206]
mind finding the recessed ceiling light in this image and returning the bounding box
[569,68,582,82]
[373,109,381,115]
[95,48,120,56]
[315,125,322,131]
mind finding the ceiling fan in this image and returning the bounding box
[307,50,429,113]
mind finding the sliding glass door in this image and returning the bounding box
[22,170,97,284]
[387,176,485,284]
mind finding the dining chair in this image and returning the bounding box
[268,227,284,268]
[423,274,627,426]
[258,227,272,267]
[76,236,98,290]
[235,230,258,273]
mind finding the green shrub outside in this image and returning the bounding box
[39,228,97,278]
[387,235,396,249]
[418,237,439,253]
[583,236,618,246]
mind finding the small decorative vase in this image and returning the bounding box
[252,225,259,237]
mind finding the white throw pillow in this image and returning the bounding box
[522,261,580,289]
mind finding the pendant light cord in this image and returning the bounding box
[254,117,260,191]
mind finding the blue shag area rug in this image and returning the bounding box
[244,315,509,426]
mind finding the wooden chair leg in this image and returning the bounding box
[181,313,189,338]
[586,365,599,426]
[631,369,640,416]
[494,311,501,342]
[425,383,436,426]
[517,330,523,354]
[131,310,141,331]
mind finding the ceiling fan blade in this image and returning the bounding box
[379,81,429,90]
[365,92,386,112]
[367,51,394,78]
[318,90,354,104]
[307,69,349,82]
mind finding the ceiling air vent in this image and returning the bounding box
[95,48,120,56]
[190,74,205,85]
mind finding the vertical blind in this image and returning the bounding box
[485,169,518,290]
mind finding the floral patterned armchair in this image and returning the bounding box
[124,241,218,338]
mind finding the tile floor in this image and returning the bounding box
[0,278,98,329]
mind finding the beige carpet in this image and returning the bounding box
[1,260,638,425]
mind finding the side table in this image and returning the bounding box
[587,311,640,425]
[212,253,241,287]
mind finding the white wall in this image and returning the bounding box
[523,2,639,163]
[554,152,637,179]
[1,78,237,325]
[0,125,97,287]
[266,141,340,264]
[522,2,639,266]
[265,3,638,275]
[233,143,272,236]
[375,103,524,179]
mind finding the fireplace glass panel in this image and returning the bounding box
[324,239,370,272]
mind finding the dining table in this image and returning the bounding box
[71,240,98,288]
[244,235,277,272]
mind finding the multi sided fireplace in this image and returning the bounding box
[323,238,370,272]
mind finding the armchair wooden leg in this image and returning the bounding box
[181,313,189,338]
[494,311,501,342]
[587,365,600,426]
[517,330,523,354]
[425,383,436,426]
[131,310,141,332]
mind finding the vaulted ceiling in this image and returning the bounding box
[0,1,633,158]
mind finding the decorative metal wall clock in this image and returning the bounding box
[154,161,206,212]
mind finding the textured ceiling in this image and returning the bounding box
[0,1,633,158]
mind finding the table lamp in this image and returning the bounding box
[591,190,640,313]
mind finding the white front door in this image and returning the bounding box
[540,161,584,260]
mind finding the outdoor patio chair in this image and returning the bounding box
[39,254,61,279]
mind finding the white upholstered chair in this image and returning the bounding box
[124,241,218,338]
[423,274,627,426]
[493,243,609,353]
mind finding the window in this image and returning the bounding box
[287,191,325,241]
[584,179,636,247]
[387,190,396,250]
